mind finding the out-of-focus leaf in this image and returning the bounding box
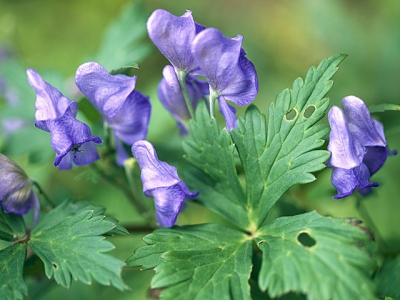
[369,103,400,113]
[0,206,25,242]
[375,254,400,299]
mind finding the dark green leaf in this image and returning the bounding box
[231,54,346,227]
[182,101,249,229]
[375,254,400,299]
[29,200,128,290]
[0,243,28,300]
[127,224,253,300]
[255,211,376,300]
[0,207,26,242]
[369,103,400,113]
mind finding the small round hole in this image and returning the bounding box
[285,109,297,121]
[303,105,316,118]
[52,263,58,269]
[297,232,316,248]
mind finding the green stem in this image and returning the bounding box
[90,163,148,216]
[176,69,195,119]
[209,89,219,119]
[32,181,55,208]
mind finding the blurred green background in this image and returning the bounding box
[0,0,399,299]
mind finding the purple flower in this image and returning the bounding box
[131,140,198,227]
[27,69,102,170]
[147,9,205,73]
[327,96,396,199]
[192,28,258,131]
[75,62,151,165]
[0,154,40,224]
[158,65,208,135]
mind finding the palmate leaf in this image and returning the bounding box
[231,54,346,227]
[127,224,253,300]
[182,101,250,229]
[0,207,26,242]
[255,211,376,300]
[0,243,27,300]
[28,200,128,290]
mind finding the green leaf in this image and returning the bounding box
[182,101,249,229]
[231,54,346,227]
[0,207,26,242]
[375,254,400,299]
[0,243,28,300]
[255,211,376,300]
[28,200,128,290]
[369,103,400,113]
[127,224,253,300]
[90,2,152,71]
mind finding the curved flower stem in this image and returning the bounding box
[32,181,55,208]
[209,89,219,119]
[90,163,149,217]
[356,196,388,248]
[176,69,195,119]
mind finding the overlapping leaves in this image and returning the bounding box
[127,224,253,300]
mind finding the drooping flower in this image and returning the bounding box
[27,69,102,170]
[158,65,208,135]
[75,62,151,165]
[131,140,198,227]
[147,9,205,74]
[0,153,40,224]
[191,28,258,131]
[327,96,396,199]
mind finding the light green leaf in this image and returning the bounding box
[90,2,152,71]
[375,254,400,299]
[182,101,249,229]
[255,211,376,300]
[29,200,128,290]
[0,243,28,300]
[231,54,346,227]
[127,224,253,300]
[0,207,26,242]
[369,103,400,113]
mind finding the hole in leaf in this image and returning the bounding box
[303,105,316,118]
[297,232,316,248]
[285,109,297,121]
[52,263,58,269]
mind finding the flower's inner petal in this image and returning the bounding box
[1,185,34,215]
[218,96,237,132]
[331,168,358,199]
[152,185,185,227]
[72,142,100,166]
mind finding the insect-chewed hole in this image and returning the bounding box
[297,231,316,248]
[52,263,58,269]
[303,105,316,118]
[285,109,297,121]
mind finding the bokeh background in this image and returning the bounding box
[0,0,399,299]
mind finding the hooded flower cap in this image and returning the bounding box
[192,28,258,131]
[131,140,198,227]
[27,69,102,170]
[158,65,208,135]
[147,9,205,73]
[327,96,397,199]
[0,154,40,224]
[75,62,151,165]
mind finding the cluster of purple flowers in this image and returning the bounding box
[148,9,259,132]
[327,96,396,199]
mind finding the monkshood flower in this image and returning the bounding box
[147,9,205,73]
[132,140,198,227]
[27,69,102,170]
[327,96,397,199]
[0,153,40,224]
[75,62,151,165]
[158,65,208,135]
[192,28,258,131]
